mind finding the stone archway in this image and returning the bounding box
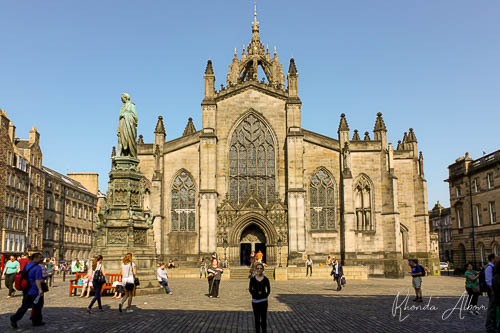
[227,213,279,266]
[240,224,267,266]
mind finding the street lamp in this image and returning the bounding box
[223,238,228,268]
[277,237,282,267]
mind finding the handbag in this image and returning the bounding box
[93,264,106,284]
[134,277,140,286]
[341,276,346,286]
[41,281,49,293]
[471,284,480,293]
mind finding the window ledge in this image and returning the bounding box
[354,230,376,234]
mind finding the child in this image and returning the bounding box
[112,280,124,299]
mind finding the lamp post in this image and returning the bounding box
[277,237,282,267]
[223,238,228,268]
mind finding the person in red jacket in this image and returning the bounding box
[18,253,30,271]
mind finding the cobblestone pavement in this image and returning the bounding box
[0,274,489,332]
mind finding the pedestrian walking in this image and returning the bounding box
[157,263,173,295]
[207,255,223,298]
[88,255,105,313]
[465,262,480,315]
[18,253,30,271]
[408,260,424,302]
[81,259,94,298]
[485,254,496,332]
[249,263,270,333]
[305,255,313,277]
[200,257,207,279]
[331,259,344,291]
[2,255,20,298]
[10,253,45,328]
[119,254,136,313]
[45,259,54,288]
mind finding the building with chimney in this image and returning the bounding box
[446,150,500,269]
[429,201,452,262]
[136,5,437,277]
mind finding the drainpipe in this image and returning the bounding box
[468,174,477,266]
[25,164,31,252]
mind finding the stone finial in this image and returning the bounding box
[111,146,116,157]
[396,140,403,150]
[364,131,371,141]
[373,112,387,132]
[352,129,360,141]
[407,128,417,143]
[402,132,408,143]
[154,116,166,134]
[183,117,197,136]
[138,134,144,144]
[288,58,297,75]
[205,60,214,75]
[338,113,349,132]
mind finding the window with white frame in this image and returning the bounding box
[456,206,463,228]
[487,173,494,189]
[475,204,481,226]
[490,202,496,224]
[474,178,480,192]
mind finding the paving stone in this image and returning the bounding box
[0,274,488,332]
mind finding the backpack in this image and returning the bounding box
[15,264,37,292]
[418,265,426,277]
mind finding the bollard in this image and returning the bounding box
[63,270,66,282]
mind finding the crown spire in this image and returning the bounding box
[252,1,259,34]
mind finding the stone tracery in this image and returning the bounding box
[229,113,276,205]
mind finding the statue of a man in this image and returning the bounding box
[117,93,138,158]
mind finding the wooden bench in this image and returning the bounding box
[69,272,124,297]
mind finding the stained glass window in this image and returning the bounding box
[355,175,373,231]
[229,114,276,204]
[171,171,196,232]
[309,169,335,230]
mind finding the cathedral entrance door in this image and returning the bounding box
[239,224,266,266]
[240,243,252,266]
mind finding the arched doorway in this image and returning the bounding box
[240,224,266,266]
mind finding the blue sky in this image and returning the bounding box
[1,1,498,207]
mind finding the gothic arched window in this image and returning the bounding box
[355,175,373,231]
[229,113,275,205]
[309,169,335,230]
[171,171,196,232]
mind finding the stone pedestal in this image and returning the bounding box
[93,156,163,295]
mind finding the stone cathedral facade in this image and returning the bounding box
[137,10,437,277]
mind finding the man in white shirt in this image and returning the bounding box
[157,263,172,295]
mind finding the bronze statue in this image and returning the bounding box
[117,93,138,158]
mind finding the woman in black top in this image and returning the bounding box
[249,263,271,333]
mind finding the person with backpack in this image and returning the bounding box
[408,260,424,302]
[88,255,105,313]
[10,253,45,328]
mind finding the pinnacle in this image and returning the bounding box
[289,58,297,75]
[154,116,166,134]
[183,117,196,136]
[205,60,214,75]
[407,128,417,143]
[352,129,360,141]
[373,112,387,132]
[338,113,349,132]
